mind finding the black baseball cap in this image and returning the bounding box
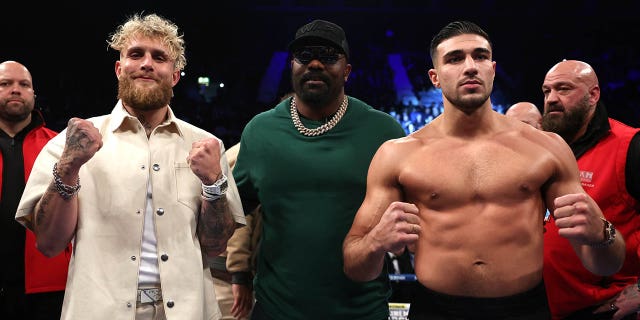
[288,19,350,59]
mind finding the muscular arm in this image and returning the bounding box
[191,138,242,258]
[34,118,102,257]
[198,196,237,257]
[547,133,625,276]
[34,160,81,257]
[556,193,626,276]
[343,140,420,282]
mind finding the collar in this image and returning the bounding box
[107,100,183,137]
[569,102,610,159]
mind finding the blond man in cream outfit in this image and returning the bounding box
[15,13,245,320]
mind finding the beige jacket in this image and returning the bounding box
[16,102,245,320]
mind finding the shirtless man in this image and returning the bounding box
[506,101,542,129]
[342,20,625,319]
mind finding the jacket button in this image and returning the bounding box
[156,208,164,216]
[166,300,174,308]
[152,164,160,171]
[161,254,169,261]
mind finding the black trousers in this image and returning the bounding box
[408,282,551,320]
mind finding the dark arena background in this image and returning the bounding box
[3,1,640,147]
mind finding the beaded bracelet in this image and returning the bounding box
[53,163,81,200]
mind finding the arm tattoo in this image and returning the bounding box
[197,196,236,257]
[35,183,57,230]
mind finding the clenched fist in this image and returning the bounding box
[62,117,103,168]
[553,193,605,245]
[187,138,222,185]
[371,201,421,254]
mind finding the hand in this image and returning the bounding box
[62,117,102,168]
[593,284,640,320]
[187,138,222,185]
[369,201,420,254]
[230,283,254,319]
[553,193,604,245]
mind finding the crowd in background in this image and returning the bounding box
[4,3,637,147]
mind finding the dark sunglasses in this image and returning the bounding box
[293,46,343,65]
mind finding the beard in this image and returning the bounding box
[443,82,493,114]
[292,71,343,109]
[0,98,34,123]
[118,75,173,111]
[542,94,590,143]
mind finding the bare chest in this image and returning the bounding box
[399,140,552,207]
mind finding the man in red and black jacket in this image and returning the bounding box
[0,60,71,320]
[542,59,640,320]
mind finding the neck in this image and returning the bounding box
[290,95,349,137]
[438,101,497,136]
[294,93,345,121]
[570,111,597,144]
[570,124,590,144]
[0,114,32,137]
[123,104,169,135]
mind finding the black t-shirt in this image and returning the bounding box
[0,118,39,287]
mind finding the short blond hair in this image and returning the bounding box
[107,13,186,71]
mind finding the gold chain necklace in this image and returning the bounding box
[290,96,348,137]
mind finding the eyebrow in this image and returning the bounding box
[442,47,491,60]
[543,80,574,89]
[127,46,169,57]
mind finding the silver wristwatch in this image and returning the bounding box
[202,174,228,196]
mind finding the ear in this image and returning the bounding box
[589,85,600,106]
[344,63,352,82]
[115,60,122,79]
[428,69,440,88]
[172,69,180,86]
